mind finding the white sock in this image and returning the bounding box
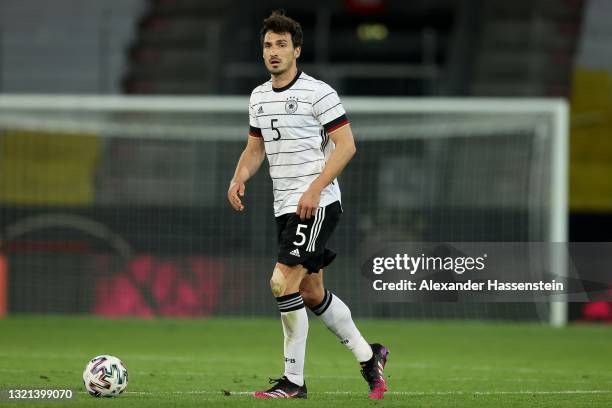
[276,292,308,386]
[311,290,373,362]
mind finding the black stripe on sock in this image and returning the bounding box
[278,298,303,309]
[310,290,333,316]
[276,292,304,313]
[279,301,305,313]
[276,292,301,302]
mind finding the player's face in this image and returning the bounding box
[262,31,301,75]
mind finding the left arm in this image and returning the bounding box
[296,124,356,220]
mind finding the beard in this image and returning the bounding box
[266,61,290,76]
[268,67,287,76]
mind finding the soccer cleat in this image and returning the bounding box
[360,343,389,399]
[253,376,307,399]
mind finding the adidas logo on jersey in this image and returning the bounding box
[290,248,300,257]
[257,106,264,114]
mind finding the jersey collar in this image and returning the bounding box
[272,70,302,93]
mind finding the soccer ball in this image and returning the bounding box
[83,355,128,397]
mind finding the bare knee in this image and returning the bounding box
[269,263,307,297]
[269,267,287,297]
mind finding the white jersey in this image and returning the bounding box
[248,71,348,217]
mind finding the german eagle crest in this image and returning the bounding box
[285,97,298,114]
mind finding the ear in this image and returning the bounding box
[294,46,301,59]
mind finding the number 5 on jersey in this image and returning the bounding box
[293,224,308,246]
[271,119,281,141]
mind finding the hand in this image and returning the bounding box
[227,179,246,211]
[296,187,321,220]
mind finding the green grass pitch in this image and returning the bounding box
[0,316,611,407]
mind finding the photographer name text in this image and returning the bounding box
[373,279,564,291]
[370,253,564,292]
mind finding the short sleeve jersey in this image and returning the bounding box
[248,71,349,217]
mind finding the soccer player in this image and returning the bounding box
[227,10,389,400]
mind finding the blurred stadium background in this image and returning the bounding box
[0,0,611,326]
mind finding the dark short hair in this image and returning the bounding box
[260,10,303,48]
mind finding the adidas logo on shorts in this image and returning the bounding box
[257,106,264,114]
[290,248,300,257]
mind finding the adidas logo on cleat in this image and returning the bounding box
[290,248,300,257]
[253,376,307,399]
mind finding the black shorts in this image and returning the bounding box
[276,200,342,273]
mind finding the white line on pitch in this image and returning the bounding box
[2,368,605,385]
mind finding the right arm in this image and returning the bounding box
[227,136,266,211]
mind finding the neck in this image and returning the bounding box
[271,65,298,88]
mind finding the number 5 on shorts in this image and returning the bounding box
[293,224,308,246]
